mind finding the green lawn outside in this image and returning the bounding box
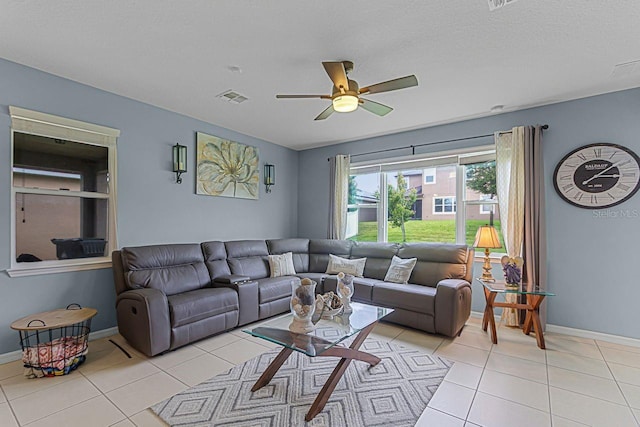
[351,219,505,248]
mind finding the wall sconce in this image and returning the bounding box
[172,143,187,184]
[264,164,275,193]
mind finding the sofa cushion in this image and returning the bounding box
[384,256,418,284]
[372,282,436,316]
[351,242,399,280]
[324,276,381,302]
[268,252,296,277]
[167,287,239,328]
[398,243,469,287]
[309,239,352,273]
[257,277,295,304]
[201,241,232,281]
[267,239,310,273]
[121,244,211,296]
[225,240,270,280]
[325,254,366,277]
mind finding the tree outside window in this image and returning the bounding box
[387,172,417,242]
[466,160,497,225]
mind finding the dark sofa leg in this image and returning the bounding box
[457,326,464,337]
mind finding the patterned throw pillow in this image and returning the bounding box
[384,255,418,284]
[325,254,366,277]
[268,252,296,278]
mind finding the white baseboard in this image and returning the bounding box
[0,350,22,366]
[89,327,119,341]
[0,326,119,365]
[470,310,640,349]
[544,324,640,348]
[470,310,501,322]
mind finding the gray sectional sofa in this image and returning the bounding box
[112,238,474,356]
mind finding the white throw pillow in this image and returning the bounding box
[384,255,418,284]
[325,254,366,277]
[268,252,296,278]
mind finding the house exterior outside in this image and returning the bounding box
[404,166,500,222]
[351,165,501,225]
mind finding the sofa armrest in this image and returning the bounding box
[213,280,259,326]
[116,288,170,357]
[216,274,251,284]
[434,279,472,337]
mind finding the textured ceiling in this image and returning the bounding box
[1,1,639,150]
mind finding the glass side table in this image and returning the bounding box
[475,278,555,349]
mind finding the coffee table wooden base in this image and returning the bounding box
[482,287,548,349]
[251,321,380,421]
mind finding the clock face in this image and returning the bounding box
[554,143,640,209]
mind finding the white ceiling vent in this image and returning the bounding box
[488,0,520,11]
[611,60,640,79]
[216,90,249,104]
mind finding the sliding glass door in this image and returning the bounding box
[347,170,381,242]
[385,165,457,243]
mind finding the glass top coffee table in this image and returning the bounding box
[243,302,393,421]
[476,278,555,349]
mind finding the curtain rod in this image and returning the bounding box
[327,124,548,161]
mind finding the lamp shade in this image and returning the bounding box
[473,225,502,249]
[332,95,359,113]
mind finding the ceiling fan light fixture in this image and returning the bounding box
[276,61,417,119]
[332,95,359,113]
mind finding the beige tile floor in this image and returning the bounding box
[0,317,639,426]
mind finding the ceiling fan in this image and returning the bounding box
[276,61,418,120]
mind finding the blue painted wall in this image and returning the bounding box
[1,56,638,355]
[0,58,299,354]
[298,88,640,339]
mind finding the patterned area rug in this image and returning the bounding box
[151,338,451,426]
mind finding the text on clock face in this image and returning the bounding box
[584,163,610,170]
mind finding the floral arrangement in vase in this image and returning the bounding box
[500,256,524,288]
[336,272,354,313]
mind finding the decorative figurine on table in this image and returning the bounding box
[336,272,354,313]
[501,256,524,288]
[314,291,343,321]
[289,278,317,333]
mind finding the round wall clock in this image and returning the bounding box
[553,143,640,209]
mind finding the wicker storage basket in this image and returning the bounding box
[11,304,97,378]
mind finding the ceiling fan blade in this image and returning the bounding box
[359,98,393,116]
[359,75,418,95]
[276,94,331,99]
[314,105,335,121]
[322,62,349,91]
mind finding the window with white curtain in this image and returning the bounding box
[8,107,119,277]
[349,145,500,245]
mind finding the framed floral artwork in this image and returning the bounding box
[196,132,259,199]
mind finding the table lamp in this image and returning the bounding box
[473,225,502,282]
